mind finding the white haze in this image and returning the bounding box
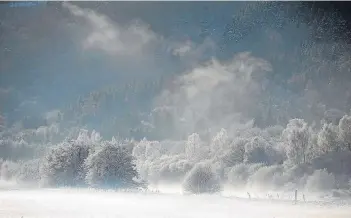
[1,2,351,217]
[0,188,350,218]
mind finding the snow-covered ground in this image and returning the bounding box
[0,188,351,218]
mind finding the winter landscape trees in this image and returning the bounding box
[35,135,145,189]
[1,114,351,195]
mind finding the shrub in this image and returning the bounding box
[182,162,221,194]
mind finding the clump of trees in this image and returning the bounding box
[38,138,145,190]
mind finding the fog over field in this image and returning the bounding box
[1,188,351,218]
[1,1,351,217]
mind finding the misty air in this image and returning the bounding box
[1,1,351,218]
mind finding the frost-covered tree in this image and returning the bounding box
[182,162,221,194]
[185,133,208,160]
[133,138,162,161]
[85,143,145,189]
[338,115,351,151]
[282,119,311,164]
[145,141,162,160]
[210,128,229,154]
[39,141,91,187]
[132,138,148,161]
[317,123,339,154]
[221,140,246,167]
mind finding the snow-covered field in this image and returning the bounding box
[0,188,351,218]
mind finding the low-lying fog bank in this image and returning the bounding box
[1,188,351,218]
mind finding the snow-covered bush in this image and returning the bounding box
[85,143,145,189]
[305,169,336,192]
[182,162,221,194]
[39,141,91,187]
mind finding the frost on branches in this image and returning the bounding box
[182,162,221,194]
[85,142,146,190]
[39,141,91,187]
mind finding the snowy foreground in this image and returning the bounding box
[0,188,351,218]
